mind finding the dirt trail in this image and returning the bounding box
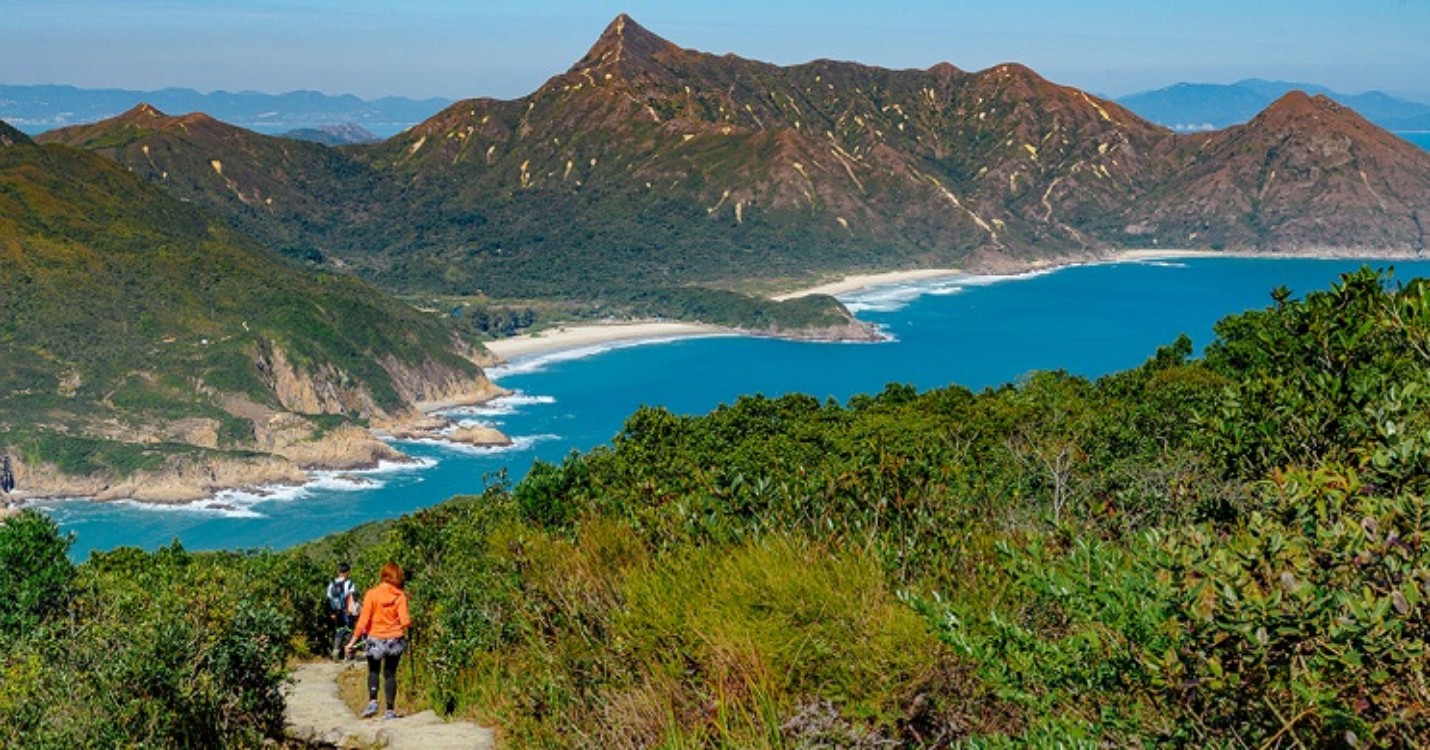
[284,661,495,749]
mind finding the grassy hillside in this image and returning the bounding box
[0,131,488,486]
[9,268,1430,747]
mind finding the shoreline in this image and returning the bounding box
[8,384,517,510]
[20,247,1419,515]
[769,268,965,301]
[483,321,736,362]
[481,247,1426,364]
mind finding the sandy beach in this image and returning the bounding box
[482,248,1421,362]
[482,271,969,362]
[483,321,732,361]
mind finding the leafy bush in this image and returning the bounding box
[1143,466,1430,746]
[0,509,74,637]
[0,542,303,748]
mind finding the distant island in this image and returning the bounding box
[1116,78,1430,132]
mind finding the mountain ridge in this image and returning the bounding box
[38,103,389,265]
[1131,92,1430,252]
[35,15,1430,309]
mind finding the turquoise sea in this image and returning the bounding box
[1401,132,1430,150]
[39,256,1430,559]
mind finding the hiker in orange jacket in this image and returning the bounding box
[345,561,411,720]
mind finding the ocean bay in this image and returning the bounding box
[45,256,1430,558]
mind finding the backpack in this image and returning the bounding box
[327,578,355,615]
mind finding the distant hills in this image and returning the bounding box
[1116,79,1430,132]
[0,83,450,137]
[279,123,381,146]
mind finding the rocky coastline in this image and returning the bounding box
[2,374,514,510]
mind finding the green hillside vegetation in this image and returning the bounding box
[35,105,864,336]
[441,288,858,342]
[8,268,1430,747]
[0,134,482,479]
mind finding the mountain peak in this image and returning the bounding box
[1253,90,1362,131]
[0,119,31,147]
[1267,89,1319,112]
[575,14,678,71]
[926,61,964,78]
[122,102,169,120]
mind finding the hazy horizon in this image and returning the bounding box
[5,1,1429,104]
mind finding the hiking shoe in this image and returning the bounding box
[361,700,379,718]
[383,710,398,721]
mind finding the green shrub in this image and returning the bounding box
[1142,466,1430,746]
[0,509,74,637]
[0,543,299,748]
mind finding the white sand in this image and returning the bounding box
[483,321,730,361]
[483,248,1419,363]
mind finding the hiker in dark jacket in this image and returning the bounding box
[346,561,411,720]
[326,563,358,661]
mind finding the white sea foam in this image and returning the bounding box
[23,483,311,519]
[210,482,309,506]
[840,275,980,312]
[843,279,971,312]
[840,267,1072,313]
[359,456,438,474]
[391,433,559,456]
[99,495,271,519]
[956,268,1061,287]
[302,473,382,493]
[441,392,556,419]
[33,495,256,519]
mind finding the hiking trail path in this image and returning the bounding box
[284,661,495,749]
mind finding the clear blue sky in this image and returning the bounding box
[5,0,1429,101]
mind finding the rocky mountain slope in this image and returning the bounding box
[37,15,1430,305]
[1132,92,1430,251]
[37,104,388,266]
[354,14,1182,289]
[0,128,500,501]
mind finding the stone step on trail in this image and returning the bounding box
[284,661,495,749]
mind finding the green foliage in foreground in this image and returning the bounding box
[0,510,73,638]
[0,520,324,749]
[9,268,1430,747]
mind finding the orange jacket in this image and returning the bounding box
[353,582,411,640]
